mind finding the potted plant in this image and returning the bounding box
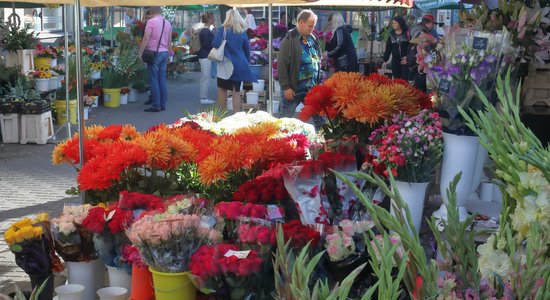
[1,24,38,71]
[102,67,123,108]
[55,79,78,125]
[33,43,57,69]
[29,70,52,92]
[89,62,105,79]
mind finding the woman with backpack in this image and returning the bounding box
[326,13,359,72]
[197,13,216,105]
[382,16,410,80]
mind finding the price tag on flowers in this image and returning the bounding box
[224,250,251,259]
[473,37,488,50]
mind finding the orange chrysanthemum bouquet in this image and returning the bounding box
[299,72,432,145]
[53,122,308,204]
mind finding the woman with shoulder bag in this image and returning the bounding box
[326,13,359,72]
[211,9,257,112]
[138,6,172,112]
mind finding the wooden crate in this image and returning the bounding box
[523,71,550,107]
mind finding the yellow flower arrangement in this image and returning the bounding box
[4,215,47,246]
[90,62,105,72]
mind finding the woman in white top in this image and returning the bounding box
[244,8,256,29]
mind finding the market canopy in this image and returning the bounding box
[1,0,320,7]
[237,0,412,8]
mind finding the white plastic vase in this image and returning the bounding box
[97,287,128,300]
[55,284,85,300]
[246,92,259,104]
[434,132,480,221]
[83,107,89,120]
[51,58,58,68]
[272,100,280,114]
[67,259,105,300]
[120,94,128,105]
[252,79,265,91]
[106,265,132,291]
[50,77,59,90]
[34,78,50,92]
[91,71,101,80]
[274,80,281,92]
[128,89,139,102]
[391,181,429,234]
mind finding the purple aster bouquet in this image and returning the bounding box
[427,28,516,135]
[272,37,283,51]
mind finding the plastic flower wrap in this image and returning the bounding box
[50,204,98,262]
[318,151,366,220]
[368,110,443,182]
[127,212,223,273]
[427,28,517,134]
[283,160,327,225]
[4,214,63,279]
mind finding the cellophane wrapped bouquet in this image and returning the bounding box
[427,28,517,134]
[50,204,97,262]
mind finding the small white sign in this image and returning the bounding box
[224,250,251,259]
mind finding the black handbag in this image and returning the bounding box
[141,20,165,64]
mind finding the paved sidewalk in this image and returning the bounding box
[0,73,212,295]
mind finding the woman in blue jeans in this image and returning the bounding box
[138,6,172,112]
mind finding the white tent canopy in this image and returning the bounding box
[236,0,412,8]
[2,0,321,6]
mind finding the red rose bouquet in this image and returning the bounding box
[232,174,289,204]
[81,204,133,272]
[189,243,264,299]
[281,220,321,249]
[118,191,165,217]
[126,212,223,273]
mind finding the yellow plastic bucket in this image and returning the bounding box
[149,268,196,300]
[103,88,121,108]
[34,57,51,70]
[55,100,77,125]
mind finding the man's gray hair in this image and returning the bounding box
[297,9,317,23]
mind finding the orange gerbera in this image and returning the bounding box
[386,83,422,115]
[343,88,397,125]
[97,125,124,142]
[299,85,337,121]
[331,76,375,112]
[160,136,198,170]
[120,125,140,141]
[84,125,105,140]
[78,156,113,190]
[172,126,215,156]
[52,139,70,165]
[213,138,249,171]
[233,121,280,139]
[365,73,392,85]
[198,153,229,184]
[133,134,171,169]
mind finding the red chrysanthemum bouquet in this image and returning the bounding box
[126,212,223,273]
[368,109,443,182]
[189,243,264,299]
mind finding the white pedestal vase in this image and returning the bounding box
[433,133,480,221]
[468,144,488,202]
[128,89,139,102]
[97,287,128,300]
[66,259,105,300]
[90,71,101,80]
[119,94,128,105]
[51,58,58,67]
[50,76,59,90]
[106,265,131,291]
[391,181,430,234]
[83,107,89,120]
[55,284,85,300]
[34,78,50,92]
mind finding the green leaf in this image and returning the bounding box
[10,244,22,253]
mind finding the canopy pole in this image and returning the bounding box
[64,4,71,137]
[267,3,273,115]
[74,0,86,204]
